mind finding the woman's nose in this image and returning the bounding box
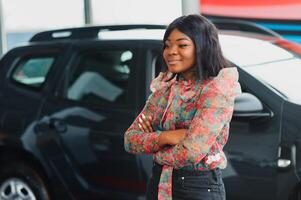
[168,46,178,55]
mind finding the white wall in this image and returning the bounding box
[91,0,182,25]
[3,0,182,32]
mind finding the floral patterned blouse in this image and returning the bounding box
[124,67,241,200]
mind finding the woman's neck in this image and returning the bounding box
[179,65,197,80]
[180,69,197,82]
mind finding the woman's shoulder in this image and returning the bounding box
[150,71,176,93]
[202,67,241,97]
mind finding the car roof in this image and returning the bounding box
[29,19,281,43]
[29,25,167,43]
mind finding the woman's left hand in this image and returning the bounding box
[138,114,154,133]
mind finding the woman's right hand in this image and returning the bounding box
[158,129,187,147]
[138,113,154,133]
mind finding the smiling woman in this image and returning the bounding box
[124,14,241,200]
[163,29,196,79]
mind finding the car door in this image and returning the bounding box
[38,41,146,199]
[0,44,69,137]
[223,68,283,200]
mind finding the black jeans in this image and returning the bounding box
[146,163,226,200]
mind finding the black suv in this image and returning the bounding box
[0,22,301,200]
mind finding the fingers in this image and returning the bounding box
[138,117,147,132]
[141,114,153,132]
[138,114,154,133]
[144,116,153,132]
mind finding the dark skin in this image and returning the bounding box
[138,28,196,148]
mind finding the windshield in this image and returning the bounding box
[220,34,301,104]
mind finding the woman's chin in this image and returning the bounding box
[167,66,181,73]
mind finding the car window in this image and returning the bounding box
[220,34,301,104]
[11,56,55,88]
[243,58,301,104]
[219,35,294,66]
[67,49,134,107]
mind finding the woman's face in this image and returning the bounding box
[163,28,196,78]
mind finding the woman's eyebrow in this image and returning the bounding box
[166,37,191,42]
[176,37,191,42]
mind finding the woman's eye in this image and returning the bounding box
[164,44,170,48]
[179,44,189,48]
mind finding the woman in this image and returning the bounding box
[124,14,241,200]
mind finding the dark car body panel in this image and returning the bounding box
[224,68,283,200]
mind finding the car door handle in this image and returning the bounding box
[277,144,296,171]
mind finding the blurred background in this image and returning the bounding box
[1,0,301,52]
[1,1,301,200]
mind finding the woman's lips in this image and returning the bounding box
[167,60,181,65]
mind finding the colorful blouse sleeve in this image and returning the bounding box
[154,68,241,168]
[124,72,175,154]
[124,92,162,154]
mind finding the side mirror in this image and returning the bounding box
[233,92,273,120]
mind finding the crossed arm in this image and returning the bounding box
[124,87,187,154]
[124,79,240,168]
